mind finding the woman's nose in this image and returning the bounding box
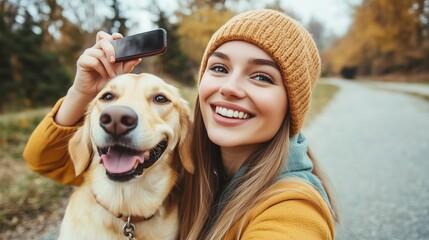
[219,75,246,98]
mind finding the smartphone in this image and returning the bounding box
[112,28,167,62]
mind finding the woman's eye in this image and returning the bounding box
[154,94,170,104]
[252,73,274,84]
[100,92,115,101]
[209,64,228,74]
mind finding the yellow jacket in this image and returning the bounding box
[225,180,334,240]
[23,99,335,239]
[23,99,83,186]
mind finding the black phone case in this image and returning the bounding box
[112,29,167,62]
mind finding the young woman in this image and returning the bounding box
[24,9,338,239]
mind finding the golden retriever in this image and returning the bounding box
[58,73,193,240]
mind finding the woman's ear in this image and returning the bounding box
[178,100,194,174]
[68,115,93,176]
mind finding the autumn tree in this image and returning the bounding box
[176,2,235,68]
[0,0,113,112]
[40,0,93,80]
[1,6,69,111]
[307,17,329,51]
[0,1,17,112]
[0,1,71,112]
[104,0,128,34]
[154,7,195,85]
[325,0,429,77]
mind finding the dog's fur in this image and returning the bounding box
[58,73,193,240]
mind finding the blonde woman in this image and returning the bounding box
[24,9,338,239]
[179,9,338,239]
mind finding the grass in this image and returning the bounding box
[0,110,74,235]
[305,81,340,127]
[364,72,429,84]
[403,92,429,101]
[377,88,429,102]
[0,80,338,237]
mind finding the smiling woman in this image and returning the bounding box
[180,9,338,240]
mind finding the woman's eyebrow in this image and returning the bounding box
[248,58,280,70]
[209,51,229,60]
[209,52,279,70]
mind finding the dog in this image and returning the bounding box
[58,73,194,240]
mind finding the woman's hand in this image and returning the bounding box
[72,31,141,99]
[55,32,141,126]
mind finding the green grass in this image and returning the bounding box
[305,81,340,127]
[0,109,73,233]
[404,92,429,101]
[0,112,47,158]
[377,88,429,102]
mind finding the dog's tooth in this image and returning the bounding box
[143,151,150,160]
[133,161,139,170]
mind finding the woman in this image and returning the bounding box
[24,9,338,239]
[179,10,338,239]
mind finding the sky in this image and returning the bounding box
[126,0,362,37]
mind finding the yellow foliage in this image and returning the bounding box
[324,0,429,76]
[177,7,236,66]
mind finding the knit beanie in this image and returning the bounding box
[198,9,321,136]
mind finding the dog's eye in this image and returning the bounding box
[154,94,170,104]
[100,92,115,101]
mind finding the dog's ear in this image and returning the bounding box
[178,100,194,174]
[68,114,93,176]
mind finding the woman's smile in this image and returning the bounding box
[210,102,254,127]
[215,106,251,120]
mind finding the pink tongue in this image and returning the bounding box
[100,148,145,174]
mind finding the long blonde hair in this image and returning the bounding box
[179,98,339,240]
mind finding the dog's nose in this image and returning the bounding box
[99,106,138,136]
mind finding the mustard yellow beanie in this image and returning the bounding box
[198,9,321,136]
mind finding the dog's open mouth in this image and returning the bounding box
[98,140,168,182]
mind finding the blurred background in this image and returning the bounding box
[1,0,428,239]
[1,0,428,111]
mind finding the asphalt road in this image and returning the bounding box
[304,79,429,240]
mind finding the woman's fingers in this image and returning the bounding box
[77,52,109,80]
[79,48,117,79]
[96,31,113,42]
[95,32,124,63]
[96,38,116,63]
[90,31,141,77]
[112,32,124,40]
[123,58,142,73]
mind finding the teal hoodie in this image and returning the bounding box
[279,133,331,207]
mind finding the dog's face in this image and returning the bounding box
[69,73,194,182]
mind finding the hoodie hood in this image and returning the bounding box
[278,133,331,208]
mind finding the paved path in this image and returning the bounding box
[304,79,429,240]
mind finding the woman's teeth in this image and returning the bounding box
[215,106,250,119]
